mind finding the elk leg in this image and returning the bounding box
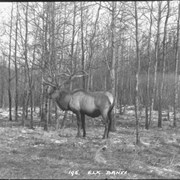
[103,121,108,139]
[81,113,86,137]
[102,111,109,139]
[76,112,81,137]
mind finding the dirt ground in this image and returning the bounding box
[0,109,180,179]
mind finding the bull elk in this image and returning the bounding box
[44,81,114,139]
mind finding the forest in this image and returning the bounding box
[0,1,180,179]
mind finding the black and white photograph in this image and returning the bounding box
[0,1,180,179]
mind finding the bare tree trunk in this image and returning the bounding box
[14,2,19,122]
[173,1,180,127]
[55,105,58,129]
[21,73,26,126]
[134,1,140,145]
[116,45,119,114]
[29,27,38,129]
[21,2,31,127]
[25,2,30,122]
[151,1,162,127]
[8,3,13,121]
[40,2,46,122]
[145,1,153,129]
[0,57,5,108]
[47,98,51,126]
[47,2,56,127]
[119,32,124,115]
[67,2,77,128]
[59,3,68,129]
[44,87,48,131]
[80,2,86,89]
[157,2,163,128]
[70,2,76,91]
[128,36,133,106]
[43,2,49,131]
[160,1,170,126]
[40,74,44,120]
[87,2,101,91]
[30,83,34,128]
[109,1,116,132]
[60,111,67,129]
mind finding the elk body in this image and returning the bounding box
[48,87,114,139]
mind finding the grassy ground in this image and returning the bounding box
[0,109,180,179]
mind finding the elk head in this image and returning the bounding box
[43,75,71,99]
[43,79,59,99]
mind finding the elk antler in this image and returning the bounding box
[43,67,89,89]
[58,70,89,88]
[42,77,57,88]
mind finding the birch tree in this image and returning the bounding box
[152,1,162,127]
[14,2,19,122]
[80,2,86,89]
[173,1,180,127]
[134,1,140,145]
[70,2,77,91]
[157,2,170,128]
[109,1,117,132]
[145,1,153,129]
[87,3,101,91]
[8,3,13,121]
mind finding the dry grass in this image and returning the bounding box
[0,109,180,179]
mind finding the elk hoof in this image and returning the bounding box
[102,136,108,139]
[76,134,81,138]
